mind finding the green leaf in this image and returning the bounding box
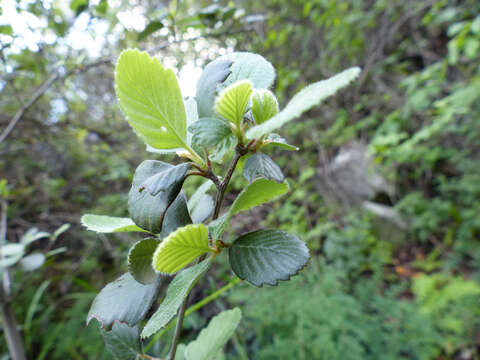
[140,163,191,196]
[184,308,242,360]
[251,89,279,125]
[81,215,148,233]
[190,195,214,224]
[214,80,253,127]
[189,118,233,148]
[141,260,210,338]
[243,153,284,183]
[208,179,289,239]
[70,0,89,16]
[246,67,361,139]
[188,118,236,163]
[138,20,164,41]
[188,180,214,211]
[262,133,299,151]
[219,52,275,90]
[128,238,160,284]
[161,192,192,238]
[20,253,45,272]
[175,344,187,360]
[0,25,13,36]
[101,322,142,360]
[196,59,233,118]
[229,230,309,286]
[152,224,213,274]
[231,178,289,214]
[115,49,188,151]
[128,160,186,234]
[87,273,161,329]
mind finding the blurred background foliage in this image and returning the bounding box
[1,0,479,359]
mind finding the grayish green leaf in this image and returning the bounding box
[141,260,210,338]
[127,238,160,284]
[189,118,233,148]
[87,272,161,329]
[190,195,214,224]
[139,163,191,196]
[160,192,192,238]
[219,52,275,90]
[128,160,185,234]
[188,180,214,211]
[196,59,233,118]
[229,230,309,286]
[246,67,361,139]
[20,228,50,245]
[243,153,284,183]
[184,308,242,360]
[102,322,142,360]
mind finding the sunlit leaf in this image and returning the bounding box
[214,80,252,127]
[251,89,279,125]
[152,224,213,274]
[115,49,188,150]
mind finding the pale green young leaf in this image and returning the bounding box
[101,322,142,360]
[214,80,253,127]
[81,214,148,233]
[184,308,242,360]
[152,224,213,274]
[127,238,160,284]
[115,49,188,150]
[141,260,210,338]
[251,89,279,125]
[246,67,361,139]
[229,230,309,287]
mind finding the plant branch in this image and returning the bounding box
[166,291,189,360]
[0,200,27,360]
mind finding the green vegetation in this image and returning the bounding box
[1,0,480,359]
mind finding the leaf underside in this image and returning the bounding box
[229,229,309,287]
